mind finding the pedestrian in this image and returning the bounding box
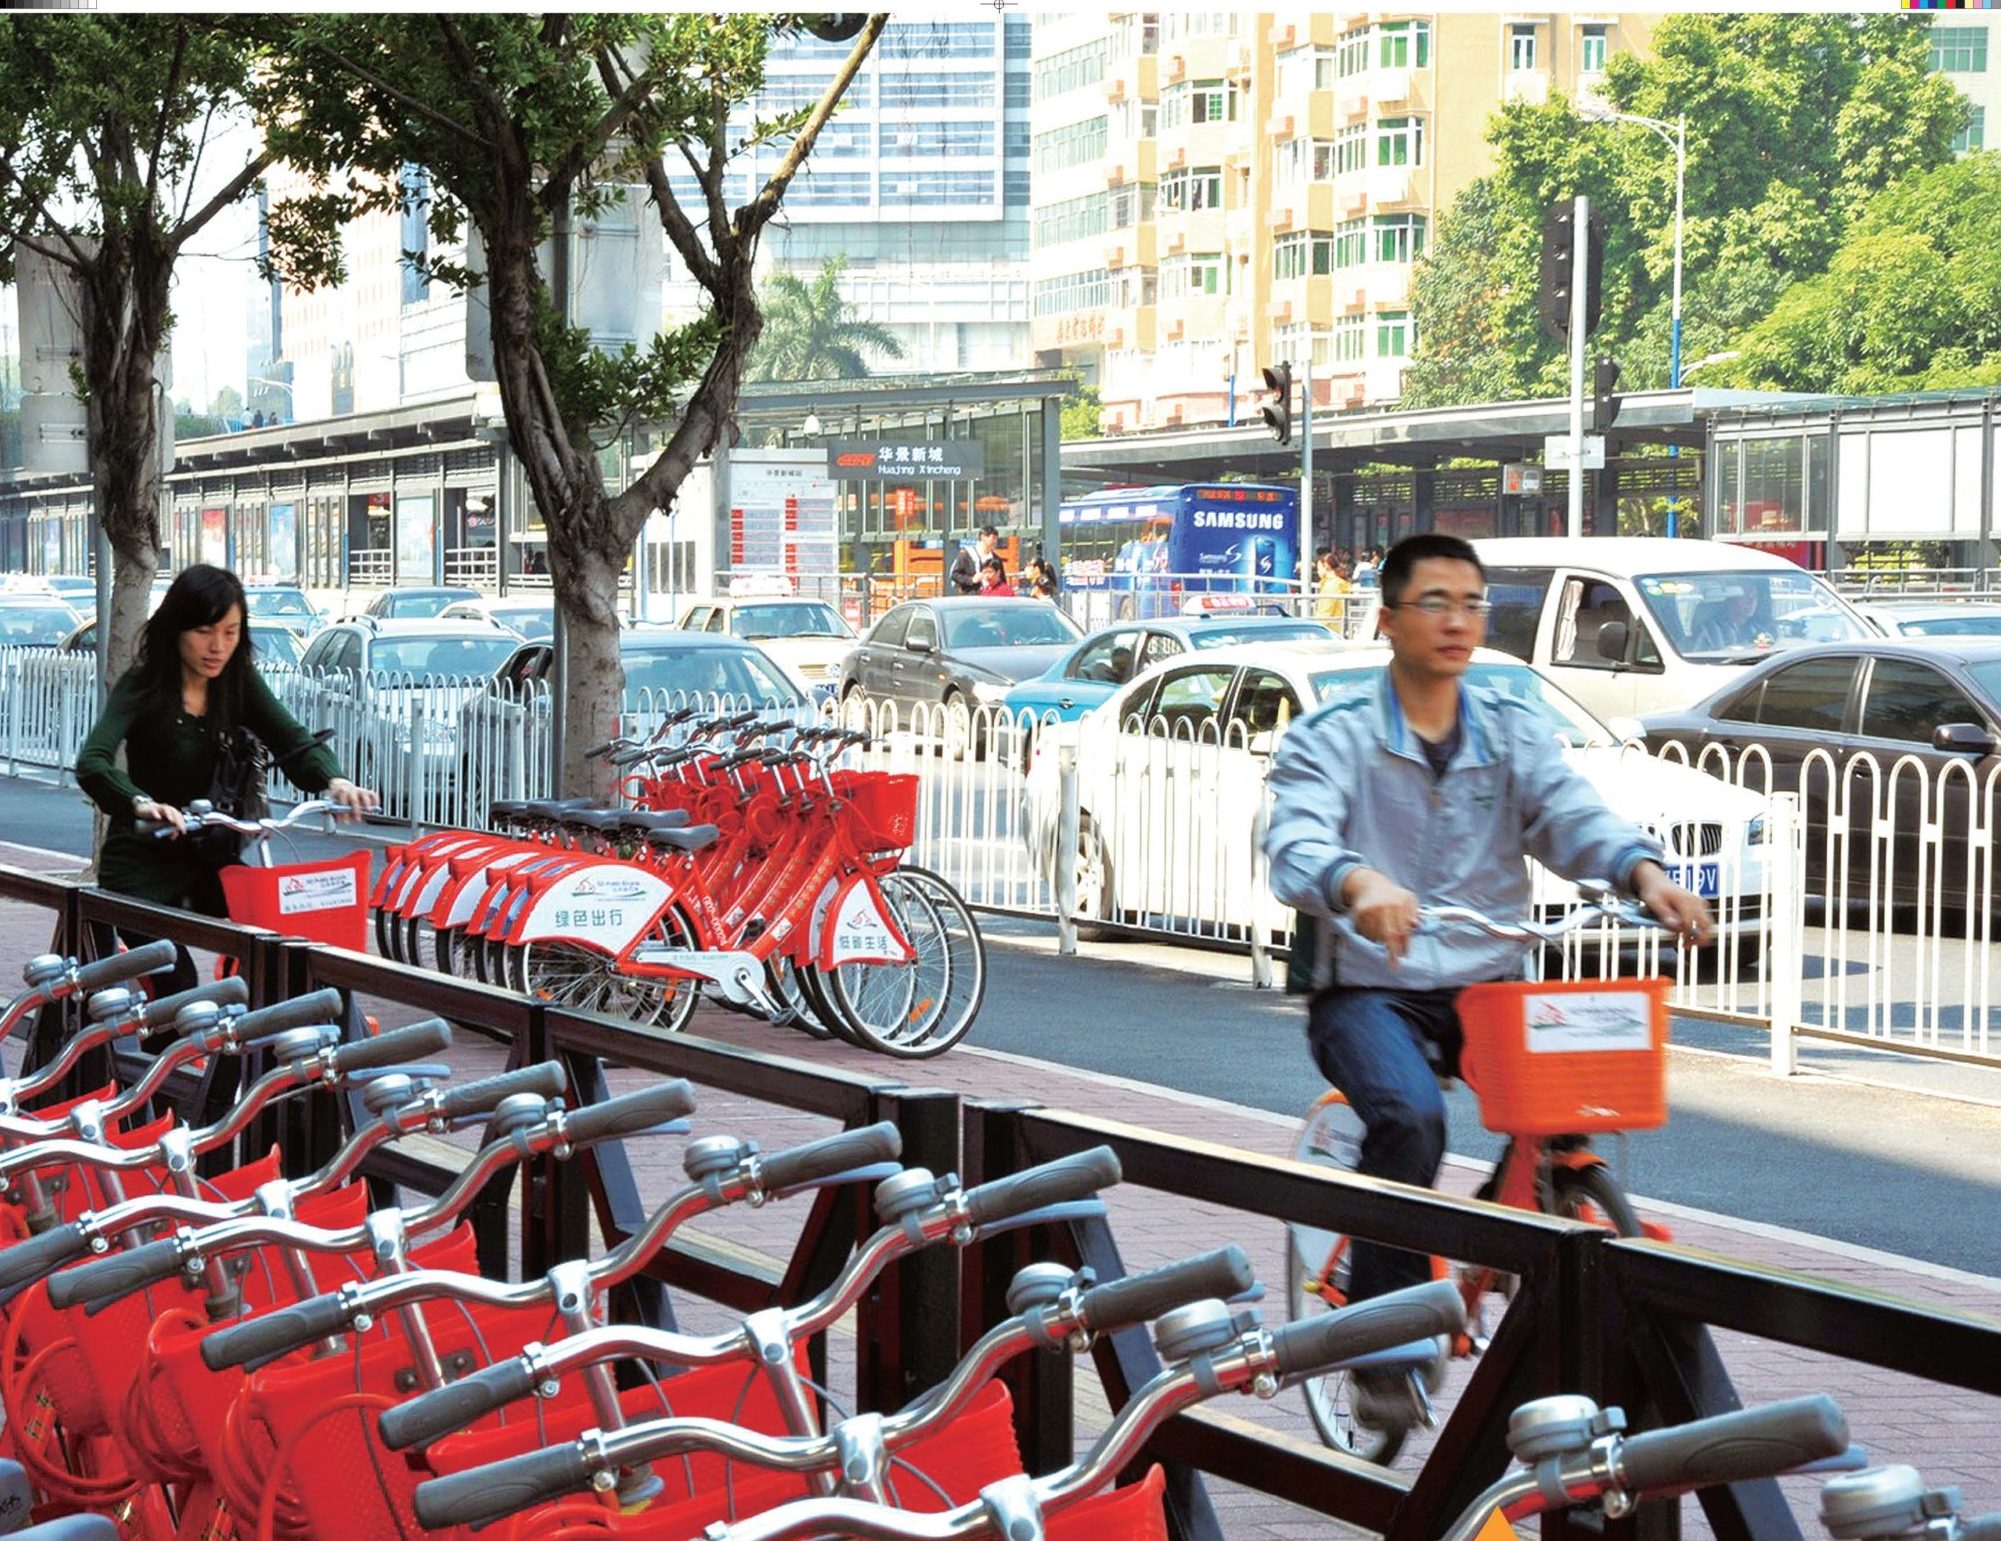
[1352,546,1382,591]
[1026,557,1059,599]
[75,564,378,995]
[978,555,1018,598]
[949,526,999,596]
[1315,551,1351,630]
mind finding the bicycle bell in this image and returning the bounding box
[267,1025,338,1065]
[1507,1395,1624,1462]
[22,954,66,989]
[1152,1299,1237,1363]
[683,1135,751,1181]
[485,1093,551,1139]
[1820,1466,1959,1540]
[86,987,135,1023]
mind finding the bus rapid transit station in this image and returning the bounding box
[3,378,1999,603]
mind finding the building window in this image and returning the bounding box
[1376,310,1413,357]
[1035,38,1108,101]
[1110,267,1158,308]
[1004,15,1031,60]
[1953,105,1987,153]
[1372,214,1426,264]
[1111,12,1160,59]
[1278,138,1338,183]
[1164,12,1236,41]
[1332,315,1367,363]
[1337,28,1371,78]
[399,165,430,306]
[1333,218,1368,268]
[1033,268,1111,316]
[1509,23,1539,73]
[1005,71,1031,108]
[880,120,995,158]
[1335,124,1368,176]
[1930,26,1987,73]
[787,171,875,208]
[1161,79,1239,129]
[1108,180,1157,227]
[1112,98,1158,139]
[1579,24,1609,74]
[1160,252,1226,300]
[1379,21,1430,70]
[1376,116,1424,167]
[1034,116,1110,173]
[1034,191,1110,247]
[1159,165,1225,211]
[877,22,995,59]
[1273,230,1336,281]
[879,74,996,108]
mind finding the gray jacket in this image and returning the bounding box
[1264,668,1662,992]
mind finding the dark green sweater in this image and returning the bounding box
[76,669,344,907]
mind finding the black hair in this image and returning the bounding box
[129,564,255,726]
[978,525,998,540]
[1380,534,1485,608]
[981,553,1007,576]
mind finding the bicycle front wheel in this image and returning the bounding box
[1547,1161,1643,1237]
[826,867,985,1059]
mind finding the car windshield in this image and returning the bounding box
[1189,622,1328,649]
[492,607,554,640]
[941,605,1082,649]
[368,635,517,680]
[391,591,476,618]
[1887,609,2001,637]
[254,630,304,669]
[0,605,77,645]
[246,589,314,616]
[730,602,852,640]
[623,645,803,706]
[1635,569,1870,661]
[1308,660,1613,748]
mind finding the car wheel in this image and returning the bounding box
[842,684,870,735]
[1015,721,1036,775]
[941,691,972,763]
[1072,814,1120,943]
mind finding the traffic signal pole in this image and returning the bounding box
[1567,194,1590,540]
[1300,355,1313,607]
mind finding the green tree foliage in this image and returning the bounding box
[1060,385,1102,442]
[257,13,884,792]
[0,17,270,676]
[1718,153,2001,393]
[746,256,902,381]
[1402,14,1965,407]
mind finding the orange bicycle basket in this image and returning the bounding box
[1456,976,1668,1137]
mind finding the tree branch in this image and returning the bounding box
[640,154,720,295]
[306,34,494,154]
[169,145,275,254]
[702,77,737,269]
[739,14,886,244]
[539,48,666,216]
[435,16,517,154]
[141,20,190,215]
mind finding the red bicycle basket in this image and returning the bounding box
[1457,976,1669,1136]
[840,772,918,852]
[1048,1464,1169,1541]
[220,851,371,951]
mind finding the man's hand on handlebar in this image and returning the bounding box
[324,777,378,816]
[1342,868,1420,965]
[1630,861,1713,946]
[132,797,188,837]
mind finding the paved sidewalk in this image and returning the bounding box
[2,851,1995,1539]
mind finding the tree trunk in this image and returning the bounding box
[550,538,625,798]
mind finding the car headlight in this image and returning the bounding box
[1746,815,1767,846]
[971,681,1010,705]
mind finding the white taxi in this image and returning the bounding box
[1020,639,1772,946]
[678,588,856,700]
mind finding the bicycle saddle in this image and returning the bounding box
[557,809,630,834]
[614,810,693,833]
[492,798,600,821]
[643,824,720,854]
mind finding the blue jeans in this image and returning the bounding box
[1305,987,1467,1304]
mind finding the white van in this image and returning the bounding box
[1473,538,1873,721]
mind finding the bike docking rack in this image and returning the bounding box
[0,864,1997,1540]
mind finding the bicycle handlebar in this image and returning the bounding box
[73,940,178,994]
[329,1019,453,1074]
[1269,1279,1464,1379]
[214,988,346,1042]
[414,1444,594,1533]
[1419,879,1666,945]
[141,976,249,1029]
[46,1236,185,1309]
[436,1063,566,1122]
[1614,1395,1848,1496]
[377,1355,541,1449]
[756,1122,901,1195]
[559,1081,694,1145]
[1077,1247,1255,1336]
[958,1147,1121,1228]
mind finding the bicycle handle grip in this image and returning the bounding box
[1079,1246,1256,1335]
[561,1080,695,1146]
[1268,1279,1466,1380]
[1956,1515,2001,1541]
[143,976,249,1029]
[330,1019,453,1074]
[201,1292,354,1372]
[961,1147,1121,1229]
[73,942,178,994]
[0,1223,93,1299]
[231,988,346,1043]
[378,1357,540,1450]
[583,741,617,760]
[758,1121,902,1194]
[45,1237,186,1312]
[1615,1395,1848,1497]
[436,1063,568,1121]
[413,1443,594,1532]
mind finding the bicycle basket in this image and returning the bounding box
[841,772,919,851]
[219,851,371,951]
[1456,976,1668,1136]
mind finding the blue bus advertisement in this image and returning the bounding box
[1059,483,1300,620]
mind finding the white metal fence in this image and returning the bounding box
[0,649,95,779]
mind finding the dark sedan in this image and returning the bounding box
[1640,640,2001,912]
[838,597,1083,758]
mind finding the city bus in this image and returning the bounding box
[1059,483,1301,621]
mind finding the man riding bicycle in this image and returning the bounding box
[1264,533,1712,1435]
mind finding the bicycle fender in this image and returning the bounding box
[816,875,914,972]
[516,865,674,951]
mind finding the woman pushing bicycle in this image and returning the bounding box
[1263,533,1712,1439]
[75,564,377,993]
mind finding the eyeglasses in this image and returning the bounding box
[1386,596,1493,618]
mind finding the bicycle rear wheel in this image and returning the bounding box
[825,867,985,1059]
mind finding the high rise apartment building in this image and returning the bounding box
[1030,12,1657,432]
[1930,18,1995,154]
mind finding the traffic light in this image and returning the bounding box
[1259,362,1292,445]
[1538,200,1604,344]
[800,15,868,40]
[1591,356,1623,431]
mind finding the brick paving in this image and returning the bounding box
[1,846,1996,1539]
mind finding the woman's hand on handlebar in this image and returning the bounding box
[133,797,188,837]
[1630,861,1713,946]
[1342,868,1419,965]
[324,777,378,817]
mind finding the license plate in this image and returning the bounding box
[1671,861,1721,899]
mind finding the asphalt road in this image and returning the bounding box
[3,772,1997,1276]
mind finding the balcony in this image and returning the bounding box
[1338,93,1370,126]
[1266,111,1295,138]
[1503,70,1551,107]
[1105,304,1157,353]
[1105,226,1157,269]
[1270,274,1337,325]
[1106,143,1158,184]
[1369,66,1414,108]
[1365,165,1419,209]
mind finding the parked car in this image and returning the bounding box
[242,583,324,637]
[677,596,857,698]
[1474,537,1873,723]
[1856,601,2001,638]
[358,585,481,620]
[1001,609,1337,765]
[0,598,82,649]
[437,597,556,642]
[60,618,303,672]
[1641,638,2001,913]
[839,597,1084,758]
[1021,640,1771,944]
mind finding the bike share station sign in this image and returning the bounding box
[827,441,985,481]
